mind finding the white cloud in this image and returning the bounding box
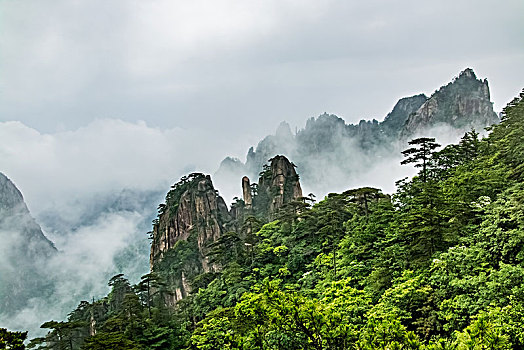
[0,119,247,216]
[0,211,149,337]
[1,0,521,133]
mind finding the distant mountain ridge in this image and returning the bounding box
[216,68,499,196]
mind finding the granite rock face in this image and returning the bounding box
[257,155,303,216]
[402,68,498,137]
[149,173,230,301]
[381,94,428,135]
[242,176,252,210]
[150,174,230,270]
[0,172,55,254]
[244,121,296,177]
[150,156,304,302]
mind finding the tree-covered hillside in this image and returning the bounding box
[16,90,524,349]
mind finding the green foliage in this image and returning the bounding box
[357,317,422,350]
[455,310,511,349]
[192,279,372,349]
[490,90,524,180]
[28,92,524,350]
[81,332,141,350]
[401,137,441,183]
[0,328,27,350]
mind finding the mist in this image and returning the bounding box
[0,211,145,336]
[213,117,495,206]
[0,118,256,337]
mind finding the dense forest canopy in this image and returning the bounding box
[4,90,524,349]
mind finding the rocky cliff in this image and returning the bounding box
[150,173,231,301]
[216,68,499,196]
[150,156,303,301]
[402,68,498,137]
[254,155,303,217]
[150,173,230,269]
[242,176,252,210]
[244,122,296,177]
[0,173,56,254]
[381,94,428,135]
[0,172,56,314]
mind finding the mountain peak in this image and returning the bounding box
[457,67,477,80]
[381,94,428,133]
[257,155,302,217]
[150,173,230,301]
[402,69,498,136]
[275,121,293,139]
[0,172,25,210]
[0,172,56,252]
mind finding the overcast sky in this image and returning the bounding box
[1,1,523,132]
[0,0,523,212]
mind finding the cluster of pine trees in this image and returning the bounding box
[5,90,524,349]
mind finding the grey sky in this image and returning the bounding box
[0,0,523,213]
[1,1,523,137]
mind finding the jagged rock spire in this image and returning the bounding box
[242,176,252,210]
[258,155,303,216]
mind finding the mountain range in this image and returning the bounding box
[216,68,498,197]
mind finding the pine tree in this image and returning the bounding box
[401,137,441,183]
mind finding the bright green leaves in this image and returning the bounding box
[192,279,373,350]
[476,183,524,265]
[455,310,511,350]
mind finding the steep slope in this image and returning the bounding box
[150,173,231,301]
[381,94,428,135]
[0,172,56,314]
[254,155,303,217]
[0,173,56,254]
[402,68,498,136]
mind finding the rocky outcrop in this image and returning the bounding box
[242,176,252,210]
[255,155,303,217]
[402,68,498,137]
[381,94,428,135]
[244,121,296,177]
[149,173,230,300]
[0,173,56,255]
[150,174,230,269]
[0,172,56,314]
[150,158,304,301]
